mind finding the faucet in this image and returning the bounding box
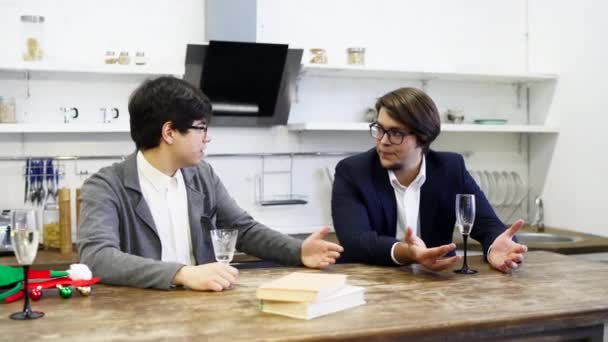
[532,196,545,233]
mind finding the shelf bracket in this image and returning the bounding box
[294,68,308,104]
[25,70,31,99]
[462,150,474,159]
[421,79,429,92]
[515,83,524,109]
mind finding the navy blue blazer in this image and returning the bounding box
[331,148,506,265]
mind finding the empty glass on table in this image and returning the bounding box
[454,194,477,274]
[210,227,238,265]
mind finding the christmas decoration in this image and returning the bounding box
[29,286,43,301]
[58,285,73,299]
[77,286,92,296]
[1,263,100,304]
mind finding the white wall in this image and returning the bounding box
[529,0,608,236]
[257,0,529,73]
[1,0,588,238]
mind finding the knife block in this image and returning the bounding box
[58,188,72,255]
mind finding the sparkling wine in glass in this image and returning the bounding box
[454,194,477,274]
[10,209,44,320]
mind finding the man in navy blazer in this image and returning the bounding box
[332,87,527,273]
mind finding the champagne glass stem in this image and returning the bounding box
[22,265,31,315]
[462,234,469,270]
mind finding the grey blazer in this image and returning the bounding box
[77,153,302,290]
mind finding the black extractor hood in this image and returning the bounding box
[184,41,303,126]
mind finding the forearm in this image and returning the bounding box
[80,244,183,290]
[237,223,302,266]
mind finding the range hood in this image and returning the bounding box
[183,0,302,126]
[184,41,302,127]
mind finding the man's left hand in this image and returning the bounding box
[301,227,344,269]
[488,219,529,273]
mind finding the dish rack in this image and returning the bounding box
[255,155,307,206]
[469,169,529,224]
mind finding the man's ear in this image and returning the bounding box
[160,121,175,145]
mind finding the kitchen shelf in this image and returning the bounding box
[287,122,559,134]
[0,62,184,77]
[301,64,558,84]
[0,123,130,133]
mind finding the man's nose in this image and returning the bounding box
[379,132,391,145]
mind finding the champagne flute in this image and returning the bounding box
[454,194,478,274]
[10,209,44,320]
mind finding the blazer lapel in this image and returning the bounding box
[419,155,439,243]
[371,155,397,236]
[123,153,159,239]
[182,167,210,264]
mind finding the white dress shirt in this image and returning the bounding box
[389,156,427,265]
[137,151,195,265]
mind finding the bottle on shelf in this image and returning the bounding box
[58,188,72,255]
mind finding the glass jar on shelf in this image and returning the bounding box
[0,96,17,123]
[309,48,327,64]
[346,47,365,66]
[118,51,130,65]
[20,15,45,62]
[134,51,146,66]
[43,202,60,249]
[104,50,118,64]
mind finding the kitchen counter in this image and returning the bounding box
[454,225,608,255]
[3,227,606,270]
[1,251,607,341]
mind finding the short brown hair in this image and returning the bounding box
[375,87,441,153]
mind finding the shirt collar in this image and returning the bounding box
[388,154,427,190]
[137,151,181,194]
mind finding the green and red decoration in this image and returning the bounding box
[0,263,100,304]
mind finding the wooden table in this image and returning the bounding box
[1,251,607,341]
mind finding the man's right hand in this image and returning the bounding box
[394,227,461,271]
[173,263,239,291]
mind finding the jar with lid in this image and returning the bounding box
[347,47,365,66]
[118,51,130,65]
[43,202,60,249]
[134,51,147,66]
[309,48,327,64]
[20,15,45,61]
[104,50,118,64]
[0,96,17,123]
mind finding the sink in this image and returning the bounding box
[516,232,582,245]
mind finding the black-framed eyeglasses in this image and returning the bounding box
[188,125,208,134]
[369,122,411,145]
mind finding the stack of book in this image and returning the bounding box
[256,271,366,320]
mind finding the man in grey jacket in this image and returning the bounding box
[77,76,343,291]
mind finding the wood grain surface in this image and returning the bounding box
[1,251,607,341]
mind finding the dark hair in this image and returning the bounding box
[128,76,212,150]
[375,87,441,153]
